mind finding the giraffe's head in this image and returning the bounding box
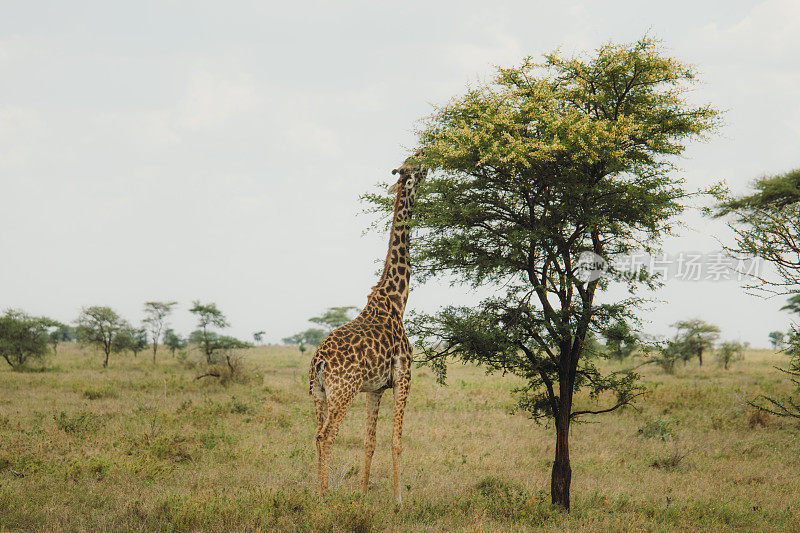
[388,149,427,196]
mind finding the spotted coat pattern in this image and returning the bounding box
[309,152,426,504]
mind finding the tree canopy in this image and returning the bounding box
[717,168,800,213]
[366,36,719,509]
[782,294,800,316]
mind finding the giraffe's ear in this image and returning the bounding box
[388,182,399,195]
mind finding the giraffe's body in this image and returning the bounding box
[310,151,425,503]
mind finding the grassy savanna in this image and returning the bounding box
[1,345,798,531]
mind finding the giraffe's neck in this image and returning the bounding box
[376,184,414,313]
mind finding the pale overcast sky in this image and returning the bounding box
[1,0,798,346]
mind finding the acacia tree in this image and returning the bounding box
[75,306,127,368]
[189,301,230,363]
[48,323,75,355]
[163,328,187,356]
[0,310,53,369]
[715,170,800,416]
[716,341,744,370]
[309,306,358,332]
[253,330,266,345]
[113,327,149,358]
[601,320,639,360]
[282,329,326,355]
[142,301,177,364]
[672,319,721,366]
[368,38,719,509]
[715,169,800,293]
[769,331,786,350]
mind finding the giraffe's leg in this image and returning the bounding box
[362,391,382,492]
[312,395,328,487]
[391,370,411,504]
[311,372,328,486]
[317,386,358,497]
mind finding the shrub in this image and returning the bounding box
[649,445,690,471]
[651,340,682,374]
[716,341,745,370]
[53,411,101,435]
[747,408,770,428]
[637,417,675,441]
[228,396,252,414]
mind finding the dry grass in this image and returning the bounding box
[1,345,798,531]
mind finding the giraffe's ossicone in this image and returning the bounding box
[309,150,426,504]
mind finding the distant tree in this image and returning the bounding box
[189,301,230,363]
[216,335,252,351]
[194,335,252,382]
[163,328,187,357]
[187,330,248,365]
[112,328,134,356]
[769,331,786,350]
[672,319,721,366]
[283,306,355,355]
[0,310,53,369]
[130,328,149,358]
[142,301,177,364]
[253,330,266,345]
[112,327,148,358]
[309,307,358,332]
[601,320,639,360]
[649,337,683,375]
[716,341,745,370]
[48,323,75,356]
[283,328,326,355]
[75,306,127,368]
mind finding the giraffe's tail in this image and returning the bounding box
[309,352,325,396]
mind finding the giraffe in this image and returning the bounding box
[309,150,427,504]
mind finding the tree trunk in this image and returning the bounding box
[103,350,109,368]
[698,349,703,367]
[153,344,157,364]
[551,401,572,510]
